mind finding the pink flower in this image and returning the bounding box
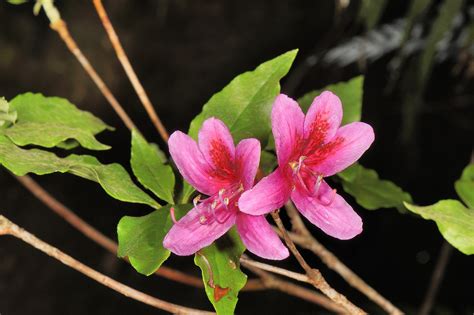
[163,118,289,260]
[239,92,375,239]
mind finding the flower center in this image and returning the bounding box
[171,183,244,226]
[288,156,336,206]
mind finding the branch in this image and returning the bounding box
[0,215,212,315]
[283,202,403,314]
[92,0,170,142]
[418,240,453,315]
[242,260,346,314]
[271,211,366,315]
[240,256,309,284]
[49,19,137,132]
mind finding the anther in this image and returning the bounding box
[199,215,207,225]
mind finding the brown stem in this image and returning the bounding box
[12,174,263,291]
[50,19,137,132]
[240,256,309,283]
[418,241,453,315]
[271,211,366,315]
[0,215,212,315]
[283,202,403,314]
[243,261,346,314]
[92,0,169,142]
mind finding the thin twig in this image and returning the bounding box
[92,0,169,142]
[49,19,137,132]
[283,202,403,314]
[240,256,309,284]
[243,261,347,314]
[0,215,212,315]
[418,240,453,315]
[271,211,366,315]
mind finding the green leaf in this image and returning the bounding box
[2,122,110,150]
[194,229,247,315]
[117,204,191,275]
[131,130,175,204]
[405,200,474,255]
[188,50,298,145]
[9,93,112,150]
[179,180,196,204]
[260,150,277,175]
[0,97,17,127]
[338,163,412,211]
[0,136,159,208]
[455,164,474,209]
[297,76,364,125]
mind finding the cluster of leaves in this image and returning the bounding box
[0,50,420,314]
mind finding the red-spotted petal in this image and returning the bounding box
[302,91,343,155]
[307,122,374,176]
[169,131,224,195]
[198,118,236,181]
[235,138,261,190]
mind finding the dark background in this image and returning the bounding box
[0,1,473,314]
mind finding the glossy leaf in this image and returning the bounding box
[455,164,474,209]
[188,50,297,145]
[194,229,247,315]
[0,135,159,208]
[8,93,111,150]
[297,76,364,125]
[131,130,175,204]
[117,204,191,275]
[405,200,474,255]
[338,163,412,211]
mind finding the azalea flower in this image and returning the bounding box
[163,118,289,260]
[239,92,375,239]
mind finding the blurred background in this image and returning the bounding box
[0,0,473,314]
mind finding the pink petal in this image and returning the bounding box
[291,180,362,240]
[236,213,289,260]
[169,131,223,195]
[198,118,236,181]
[163,203,237,256]
[307,122,374,176]
[302,91,343,155]
[238,168,292,216]
[271,94,305,165]
[235,138,261,190]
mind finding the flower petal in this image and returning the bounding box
[236,213,289,260]
[169,131,224,195]
[307,122,374,176]
[198,117,236,181]
[272,94,305,165]
[163,203,237,256]
[235,138,261,189]
[238,168,292,215]
[291,180,362,240]
[303,91,343,155]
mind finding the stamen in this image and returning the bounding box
[170,207,180,225]
[199,215,208,225]
[313,174,323,197]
